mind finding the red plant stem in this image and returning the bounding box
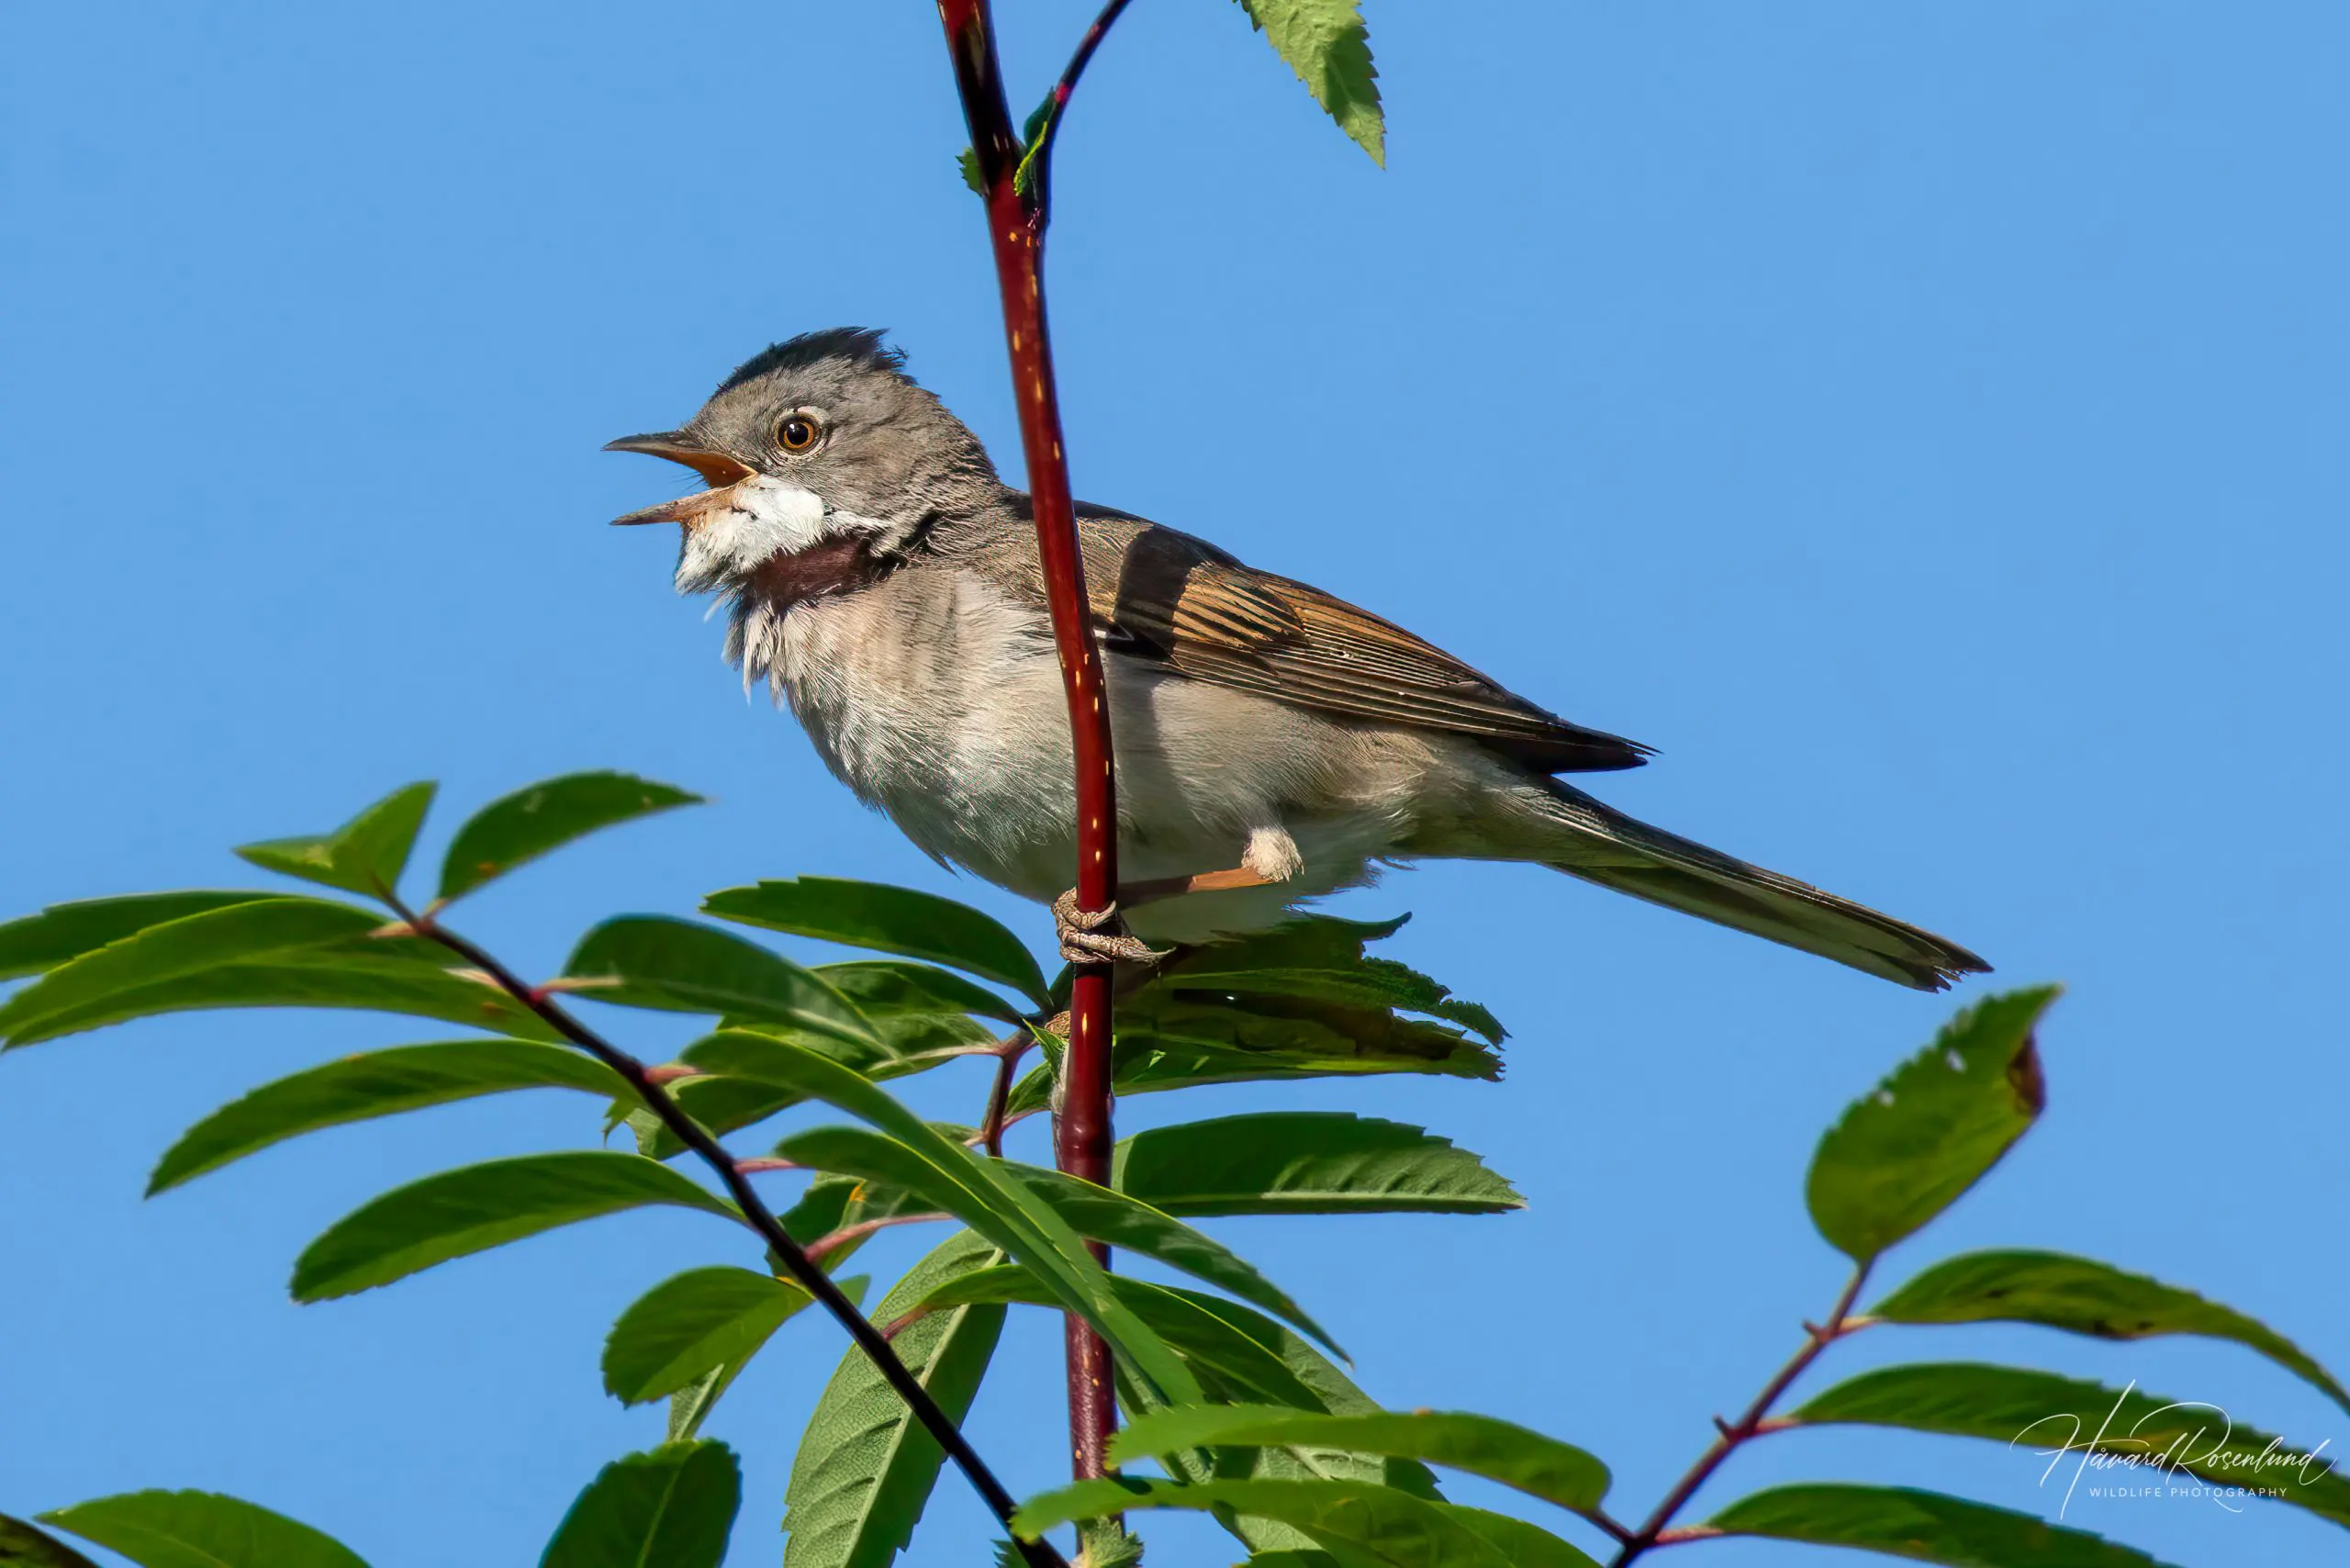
[935,0,1127,1484]
[1609,1266,1873,1564]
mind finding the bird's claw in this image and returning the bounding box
[1052,890,1169,967]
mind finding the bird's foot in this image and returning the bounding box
[1052,890,1169,967]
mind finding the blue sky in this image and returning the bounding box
[3,3,2344,1564]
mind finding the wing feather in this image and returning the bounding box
[1058,509,1651,774]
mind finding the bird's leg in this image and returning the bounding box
[1119,824,1303,906]
[1055,826,1301,964]
[1051,889,1171,966]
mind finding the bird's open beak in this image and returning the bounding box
[602,431,758,527]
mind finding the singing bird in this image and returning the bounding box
[608,329,1987,990]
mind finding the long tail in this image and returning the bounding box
[1531,781,1990,991]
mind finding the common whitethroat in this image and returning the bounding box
[608,329,1987,990]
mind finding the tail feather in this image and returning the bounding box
[1535,785,1990,991]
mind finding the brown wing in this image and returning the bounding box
[1069,509,1651,774]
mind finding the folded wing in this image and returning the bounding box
[1068,508,1652,775]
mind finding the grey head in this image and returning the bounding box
[605,328,1001,596]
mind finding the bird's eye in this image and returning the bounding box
[776,413,822,454]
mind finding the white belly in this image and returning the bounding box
[752,571,1463,943]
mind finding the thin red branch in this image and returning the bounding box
[979,1032,1035,1159]
[391,902,1068,1568]
[935,0,1131,1485]
[806,1211,953,1265]
[1014,0,1139,207]
[1609,1267,1874,1564]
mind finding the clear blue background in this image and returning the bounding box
[4,4,2344,1564]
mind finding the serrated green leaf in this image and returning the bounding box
[0,897,386,1047]
[667,1368,729,1444]
[705,878,1048,1009]
[1707,1483,2184,1567]
[1807,986,2058,1262]
[911,1267,1425,1473]
[1002,1160,1343,1356]
[38,1492,368,1568]
[1111,1406,1609,1514]
[540,1440,740,1568]
[149,1040,623,1194]
[0,891,274,982]
[1229,0,1383,165]
[680,1030,1199,1405]
[234,781,436,901]
[1872,1249,2350,1415]
[816,959,1026,1025]
[438,771,700,903]
[604,1265,845,1405]
[292,1151,738,1301]
[1161,922,1502,1045]
[1794,1362,2350,1529]
[565,916,877,1047]
[1015,1477,1586,1568]
[3,951,562,1047]
[1113,1113,1521,1216]
[0,1514,103,1568]
[1076,1519,1144,1568]
[624,1014,981,1164]
[784,1231,1005,1568]
[772,1124,1199,1402]
[1006,994,1499,1118]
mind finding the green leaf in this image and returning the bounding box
[0,897,387,1047]
[604,1265,841,1406]
[1807,986,2058,1262]
[541,1441,740,1568]
[37,1492,368,1568]
[1014,1477,1593,1568]
[783,1231,1005,1568]
[817,959,1026,1025]
[565,916,878,1047]
[1111,1406,1609,1514]
[683,1030,1201,1405]
[1002,1160,1345,1356]
[773,1124,1199,1403]
[148,1040,624,1195]
[1872,1249,2350,1415]
[705,878,1049,1009]
[924,1267,1323,1411]
[291,1151,738,1301]
[0,891,274,982]
[667,1369,729,1444]
[234,781,437,901]
[1708,1484,2184,1567]
[622,1013,983,1164]
[917,1260,1450,1557]
[438,771,700,903]
[909,1268,1416,1453]
[1160,919,1502,1044]
[1005,996,1498,1117]
[1793,1362,2350,1529]
[0,1514,103,1568]
[3,951,563,1047]
[1229,0,1383,166]
[1113,1113,1522,1216]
